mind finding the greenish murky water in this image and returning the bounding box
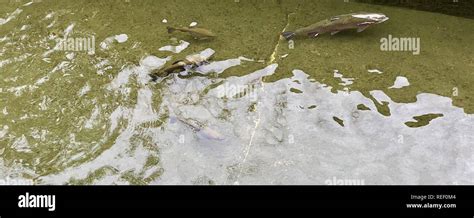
[0,0,473,185]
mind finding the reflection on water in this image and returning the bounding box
[33,50,474,184]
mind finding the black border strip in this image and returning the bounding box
[0,185,472,216]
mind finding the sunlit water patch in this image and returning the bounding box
[147,67,474,184]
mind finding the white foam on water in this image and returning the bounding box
[139,55,169,71]
[84,105,100,129]
[46,20,55,29]
[39,85,161,184]
[0,9,23,26]
[20,25,29,31]
[389,76,410,89]
[44,12,55,20]
[6,85,29,96]
[100,36,115,50]
[0,53,30,69]
[39,96,49,111]
[158,40,190,53]
[64,23,75,37]
[11,135,31,153]
[95,59,109,69]
[0,36,9,42]
[38,54,170,184]
[195,48,215,60]
[100,34,128,50]
[66,52,75,60]
[334,70,354,86]
[95,59,111,75]
[109,106,129,133]
[368,69,383,74]
[195,56,252,75]
[0,59,12,68]
[131,88,158,124]
[23,2,34,7]
[106,67,134,91]
[78,83,91,97]
[115,34,128,43]
[0,126,8,139]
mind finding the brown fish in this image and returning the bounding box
[167,26,216,40]
[149,49,214,81]
[282,12,389,40]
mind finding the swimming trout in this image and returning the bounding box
[281,12,389,40]
[167,26,216,40]
[149,48,215,81]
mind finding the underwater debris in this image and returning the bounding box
[389,76,410,89]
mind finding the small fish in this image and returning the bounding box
[149,50,212,81]
[167,26,216,40]
[281,12,389,40]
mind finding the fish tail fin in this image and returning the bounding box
[167,26,176,34]
[281,31,296,40]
